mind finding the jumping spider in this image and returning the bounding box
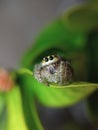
[34,55,73,86]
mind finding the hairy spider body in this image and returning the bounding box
[34,55,73,86]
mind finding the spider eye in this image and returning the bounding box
[49,55,53,60]
[44,57,48,62]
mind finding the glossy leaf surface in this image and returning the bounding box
[32,77,98,107]
[17,70,98,107]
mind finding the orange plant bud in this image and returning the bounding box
[0,69,14,92]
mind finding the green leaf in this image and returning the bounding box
[21,1,98,70]
[6,86,28,130]
[16,69,44,130]
[17,70,98,107]
[19,90,44,130]
[32,78,98,107]
[62,1,98,32]
[21,18,86,70]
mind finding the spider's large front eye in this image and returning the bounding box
[49,55,53,60]
[44,57,48,62]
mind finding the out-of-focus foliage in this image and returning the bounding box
[61,120,89,130]
[0,95,6,130]
[62,1,98,32]
[17,69,98,107]
[0,0,98,130]
[21,18,86,70]
[86,31,98,125]
[6,86,28,130]
[19,0,98,129]
[0,95,5,118]
[87,90,98,124]
[17,75,44,130]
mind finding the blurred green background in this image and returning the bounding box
[0,0,98,130]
